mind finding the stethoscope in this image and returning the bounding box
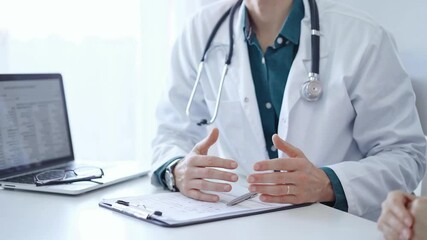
[186,0,321,126]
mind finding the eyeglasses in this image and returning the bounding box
[34,166,104,186]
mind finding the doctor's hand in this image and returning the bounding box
[377,191,416,240]
[247,134,335,204]
[173,128,239,202]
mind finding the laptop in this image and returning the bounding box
[0,73,148,195]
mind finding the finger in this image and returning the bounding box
[249,184,296,196]
[405,193,417,201]
[259,194,303,204]
[386,193,414,227]
[253,158,304,171]
[390,204,414,229]
[379,210,409,238]
[378,224,401,240]
[193,128,219,155]
[189,167,238,182]
[272,134,305,158]
[187,189,220,202]
[247,172,300,184]
[187,155,238,169]
[187,179,233,192]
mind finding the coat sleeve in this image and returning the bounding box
[328,28,426,220]
[150,14,210,186]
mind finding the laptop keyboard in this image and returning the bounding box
[5,165,76,184]
[6,173,38,184]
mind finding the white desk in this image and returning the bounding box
[0,176,381,240]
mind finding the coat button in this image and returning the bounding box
[244,97,249,103]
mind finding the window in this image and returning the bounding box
[0,0,210,170]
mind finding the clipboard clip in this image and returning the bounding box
[104,199,162,219]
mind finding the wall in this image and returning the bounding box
[334,0,426,76]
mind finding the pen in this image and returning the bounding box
[227,192,258,206]
[228,170,280,207]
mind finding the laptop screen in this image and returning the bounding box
[0,74,74,178]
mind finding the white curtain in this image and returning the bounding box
[0,0,210,170]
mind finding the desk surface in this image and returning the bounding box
[0,176,381,240]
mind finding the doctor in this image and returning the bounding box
[151,0,426,221]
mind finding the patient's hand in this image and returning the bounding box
[409,197,427,240]
[377,191,415,240]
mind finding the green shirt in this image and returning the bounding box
[243,0,303,160]
[243,0,348,212]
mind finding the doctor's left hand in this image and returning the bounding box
[247,134,335,204]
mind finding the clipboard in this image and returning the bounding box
[99,192,310,228]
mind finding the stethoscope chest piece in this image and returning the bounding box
[301,74,322,102]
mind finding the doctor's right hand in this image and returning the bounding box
[173,128,239,202]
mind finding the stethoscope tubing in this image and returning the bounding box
[186,0,321,125]
[186,0,242,126]
[309,0,320,75]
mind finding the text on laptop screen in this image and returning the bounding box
[0,79,72,171]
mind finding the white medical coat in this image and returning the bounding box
[151,0,426,221]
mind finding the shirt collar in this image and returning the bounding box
[282,0,304,45]
[242,0,304,45]
[242,8,254,43]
